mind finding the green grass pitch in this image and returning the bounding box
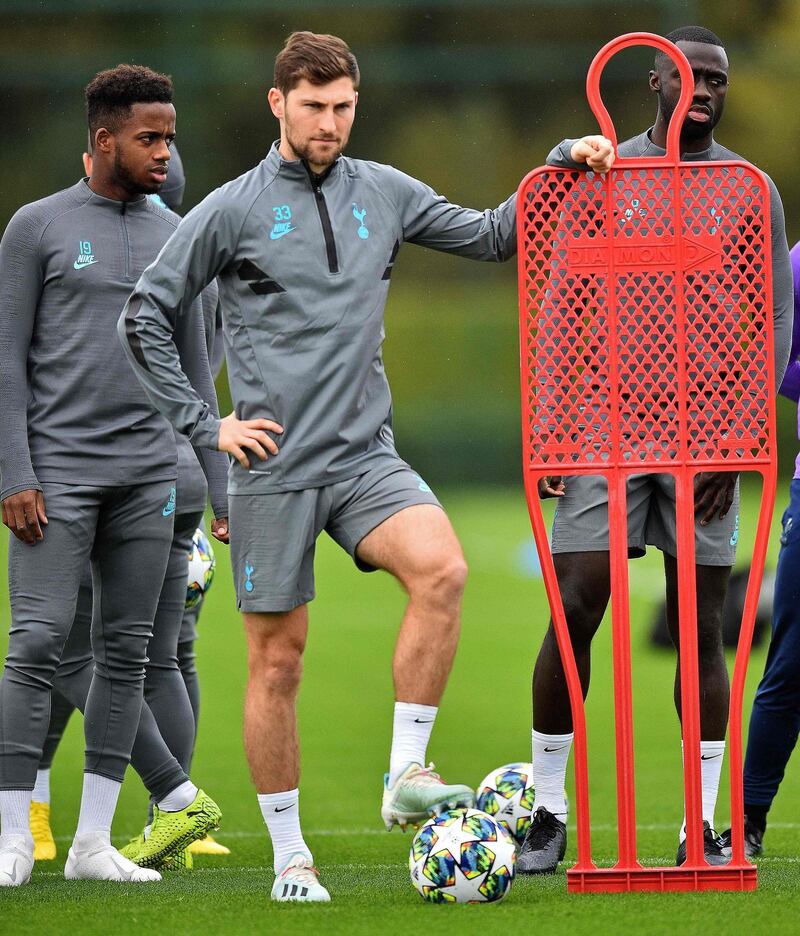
[1,483,800,935]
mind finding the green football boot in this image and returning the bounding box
[381,762,475,831]
[120,790,221,868]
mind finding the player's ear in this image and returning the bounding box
[94,127,113,155]
[649,69,660,92]
[268,87,284,120]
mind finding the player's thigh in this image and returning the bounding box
[329,462,458,584]
[6,483,98,670]
[242,605,309,671]
[90,481,176,630]
[649,472,740,567]
[551,473,652,558]
[229,489,324,613]
[55,565,93,675]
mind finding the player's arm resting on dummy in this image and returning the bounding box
[380,167,517,261]
[0,205,48,543]
[118,190,282,469]
[778,243,800,403]
[545,137,615,173]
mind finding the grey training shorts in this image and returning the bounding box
[228,459,442,612]
[550,472,740,567]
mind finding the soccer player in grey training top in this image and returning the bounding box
[519,26,793,876]
[26,143,232,869]
[119,31,607,902]
[0,65,268,887]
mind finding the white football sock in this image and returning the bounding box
[679,739,726,841]
[388,702,438,788]
[32,769,51,805]
[531,730,572,819]
[157,780,198,812]
[258,789,311,874]
[75,774,122,841]
[0,790,32,838]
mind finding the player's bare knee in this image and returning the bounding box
[412,551,468,609]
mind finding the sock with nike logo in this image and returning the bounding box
[679,739,726,841]
[388,702,438,788]
[257,789,311,873]
[531,729,573,819]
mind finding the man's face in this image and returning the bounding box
[105,101,176,195]
[270,77,357,170]
[650,41,729,142]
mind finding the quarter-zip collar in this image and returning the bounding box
[266,140,343,182]
[79,178,149,213]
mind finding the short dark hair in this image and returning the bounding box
[85,64,173,139]
[655,26,726,67]
[274,31,359,96]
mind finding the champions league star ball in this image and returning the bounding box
[475,763,535,844]
[409,808,516,904]
[186,527,216,609]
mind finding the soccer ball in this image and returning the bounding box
[475,763,535,844]
[409,808,516,904]
[186,527,216,609]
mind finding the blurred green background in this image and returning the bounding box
[2,0,799,484]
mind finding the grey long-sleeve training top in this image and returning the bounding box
[547,131,794,389]
[120,142,517,495]
[0,179,228,515]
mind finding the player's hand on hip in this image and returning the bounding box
[570,136,615,174]
[1,489,48,545]
[694,471,738,525]
[218,413,284,469]
[538,476,565,499]
[211,516,230,544]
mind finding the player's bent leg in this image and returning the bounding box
[353,504,474,828]
[519,551,610,874]
[145,510,203,775]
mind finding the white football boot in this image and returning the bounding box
[65,833,161,882]
[271,853,330,902]
[381,762,475,831]
[0,834,34,887]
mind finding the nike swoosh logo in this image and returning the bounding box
[162,505,175,517]
[274,805,294,813]
[414,718,433,724]
[544,746,568,752]
[269,227,296,240]
[701,754,723,760]
[73,259,99,270]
